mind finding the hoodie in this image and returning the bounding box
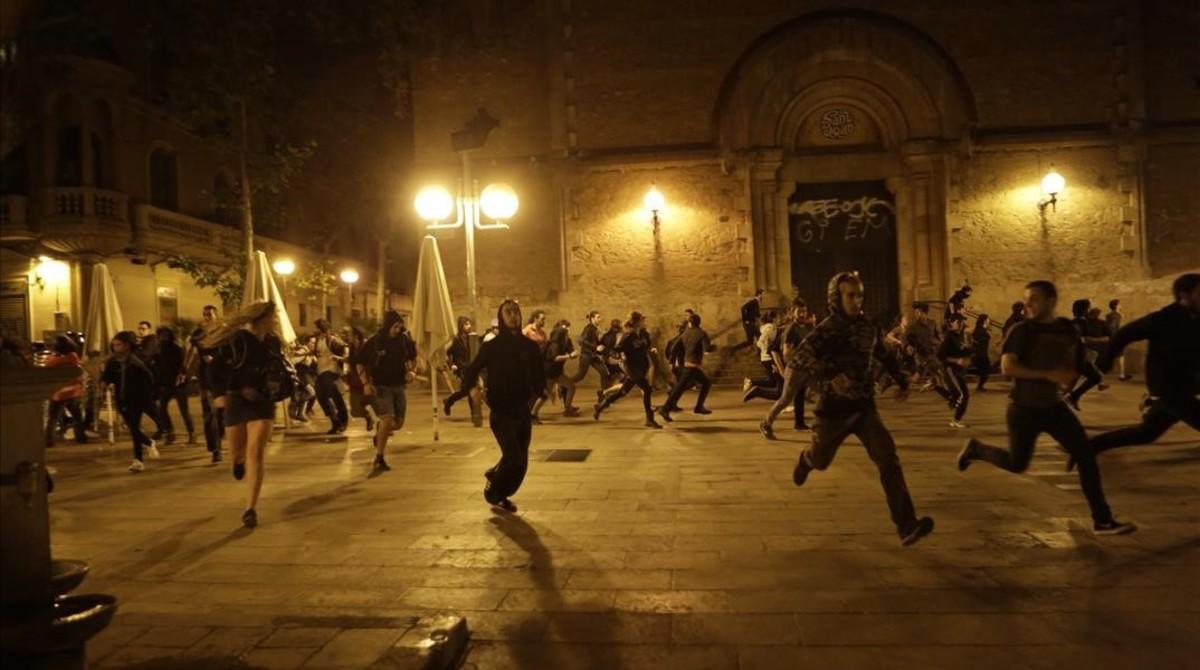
[791,272,907,415]
[356,311,416,386]
[459,303,547,415]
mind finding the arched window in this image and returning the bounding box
[148,146,178,209]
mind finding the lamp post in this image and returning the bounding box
[415,170,518,322]
[340,268,359,321]
[272,257,295,296]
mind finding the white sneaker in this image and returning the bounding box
[782,406,794,414]
[128,459,144,473]
[949,420,969,429]
[742,378,752,392]
[146,441,160,459]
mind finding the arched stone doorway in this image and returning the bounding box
[715,10,976,322]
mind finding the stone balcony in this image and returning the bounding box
[37,187,132,257]
[0,195,34,242]
[132,203,241,262]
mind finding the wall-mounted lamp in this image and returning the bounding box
[1038,168,1065,213]
[644,185,665,232]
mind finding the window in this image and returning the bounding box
[148,147,178,209]
[298,302,308,327]
[156,286,178,326]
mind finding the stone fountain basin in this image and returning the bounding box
[49,559,89,597]
[0,594,117,656]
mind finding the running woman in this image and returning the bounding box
[938,313,973,428]
[101,331,159,473]
[458,299,546,513]
[593,311,661,429]
[957,281,1136,536]
[788,272,934,547]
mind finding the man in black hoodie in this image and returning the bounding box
[1084,273,1200,459]
[459,299,547,513]
[570,310,612,401]
[357,311,417,473]
[789,272,934,547]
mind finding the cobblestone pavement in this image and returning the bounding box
[46,381,1199,669]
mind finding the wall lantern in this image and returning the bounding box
[1038,168,1065,213]
[644,185,665,231]
[34,255,69,289]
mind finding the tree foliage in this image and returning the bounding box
[163,254,245,307]
[292,259,338,299]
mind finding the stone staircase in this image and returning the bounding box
[708,343,768,387]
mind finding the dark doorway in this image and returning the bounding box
[788,180,899,326]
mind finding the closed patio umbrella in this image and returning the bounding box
[409,236,458,441]
[243,250,297,345]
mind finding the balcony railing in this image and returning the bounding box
[37,187,132,256]
[133,204,241,260]
[40,187,129,223]
[0,195,33,240]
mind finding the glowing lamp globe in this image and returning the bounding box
[414,186,454,222]
[340,268,359,285]
[644,186,665,213]
[480,183,519,221]
[272,258,295,276]
[1041,169,1065,197]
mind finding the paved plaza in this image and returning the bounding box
[47,382,1199,669]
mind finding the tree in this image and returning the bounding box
[293,259,338,317]
[162,254,246,308]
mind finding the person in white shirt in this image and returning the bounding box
[313,319,349,434]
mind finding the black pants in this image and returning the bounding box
[121,405,154,460]
[570,354,611,389]
[445,386,475,413]
[972,355,991,390]
[742,321,758,346]
[665,367,711,411]
[157,385,195,437]
[1069,360,1103,402]
[944,365,969,421]
[747,360,783,401]
[485,411,533,501]
[316,371,348,428]
[598,374,653,420]
[969,403,1113,524]
[201,392,223,454]
[796,409,917,532]
[46,398,86,445]
[1091,395,1200,453]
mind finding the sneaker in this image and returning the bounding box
[956,438,979,472]
[326,425,340,435]
[665,404,683,413]
[899,516,936,546]
[693,407,712,415]
[151,430,164,442]
[187,432,197,445]
[563,407,581,418]
[645,419,663,429]
[372,455,392,472]
[657,407,673,423]
[128,459,144,473]
[242,509,257,529]
[145,441,160,459]
[759,421,776,441]
[1098,383,1110,392]
[232,462,245,481]
[792,460,811,487]
[443,399,452,417]
[593,405,602,421]
[794,422,810,431]
[782,406,794,414]
[366,417,375,431]
[1093,519,1136,535]
[491,498,518,513]
[165,433,177,445]
[210,450,222,464]
[742,378,752,392]
[742,387,757,403]
[530,415,543,425]
[1066,395,1081,412]
[948,420,969,429]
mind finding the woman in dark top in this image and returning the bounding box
[151,326,195,444]
[971,313,992,391]
[532,320,579,422]
[204,301,282,528]
[101,331,158,472]
[443,316,479,419]
[593,311,661,429]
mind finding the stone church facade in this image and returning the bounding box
[411,1,1199,338]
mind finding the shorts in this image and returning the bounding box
[225,392,275,426]
[372,385,407,423]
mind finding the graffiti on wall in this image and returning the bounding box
[788,197,895,244]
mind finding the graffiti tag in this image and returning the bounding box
[789,197,894,244]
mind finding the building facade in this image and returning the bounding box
[0,56,382,345]
[410,0,1199,339]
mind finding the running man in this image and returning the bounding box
[356,311,417,473]
[957,280,1136,536]
[938,313,973,428]
[788,272,934,547]
[594,311,661,429]
[658,313,714,422]
[758,298,814,438]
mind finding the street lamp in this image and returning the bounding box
[415,175,518,321]
[272,257,295,295]
[340,268,359,319]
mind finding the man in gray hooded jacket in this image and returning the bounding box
[788,271,935,547]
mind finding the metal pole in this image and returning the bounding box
[461,150,478,325]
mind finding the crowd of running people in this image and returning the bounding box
[9,270,1197,539]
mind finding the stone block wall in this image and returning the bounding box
[1145,142,1200,276]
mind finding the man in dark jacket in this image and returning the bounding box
[740,289,763,346]
[1084,273,1200,459]
[570,310,612,399]
[459,299,547,513]
[356,311,417,473]
[938,314,974,429]
[788,272,934,547]
[151,326,195,444]
[658,313,715,422]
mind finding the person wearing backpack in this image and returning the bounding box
[356,310,417,473]
[204,301,287,529]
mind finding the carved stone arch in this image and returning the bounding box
[713,10,977,314]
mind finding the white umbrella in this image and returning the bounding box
[83,262,123,443]
[243,250,297,345]
[409,236,458,441]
